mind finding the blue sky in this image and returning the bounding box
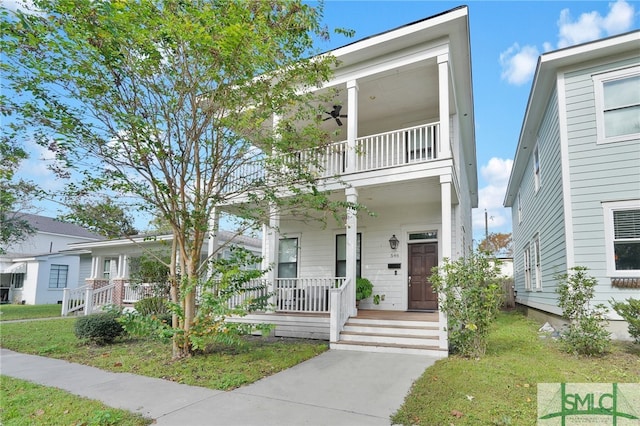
[312,0,638,243]
[7,0,639,242]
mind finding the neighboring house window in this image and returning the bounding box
[603,201,640,276]
[11,273,24,289]
[103,259,112,280]
[533,145,541,192]
[49,264,69,289]
[524,245,532,291]
[593,67,640,143]
[336,233,362,278]
[277,238,298,278]
[533,234,542,291]
[517,192,522,224]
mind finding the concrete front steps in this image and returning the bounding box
[330,316,448,358]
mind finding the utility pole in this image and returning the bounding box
[485,209,488,240]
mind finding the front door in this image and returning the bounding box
[408,243,438,310]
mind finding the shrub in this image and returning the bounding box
[556,267,610,356]
[356,278,373,301]
[610,298,640,344]
[430,251,504,358]
[75,312,125,345]
[134,296,169,316]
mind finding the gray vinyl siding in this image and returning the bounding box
[512,88,567,309]
[564,57,640,306]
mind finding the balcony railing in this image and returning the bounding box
[224,122,439,193]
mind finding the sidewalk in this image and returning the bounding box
[1,348,437,425]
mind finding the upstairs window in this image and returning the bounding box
[603,200,640,276]
[593,67,640,144]
[533,145,541,193]
[517,192,523,224]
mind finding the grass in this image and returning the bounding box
[0,376,152,425]
[392,311,640,425]
[0,304,61,321]
[0,318,329,390]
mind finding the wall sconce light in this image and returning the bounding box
[389,234,399,250]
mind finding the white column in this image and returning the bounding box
[438,54,451,159]
[346,80,358,173]
[439,174,452,351]
[264,205,280,311]
[90,256,98,279]
[345,187,358,316]
[440,174,452,260]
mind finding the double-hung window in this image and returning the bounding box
[336,233,361,278]
[533,145,541,193]
[603,201,640,276]
[523,245,532,291]
[533,234,542,291]
[277,237,298,278]
[49,264,69,289]
[593,67,640,144]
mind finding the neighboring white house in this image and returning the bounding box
[504,31,640,340]
[215,6,477,356]
[65,230,262,312]
[0,214,102,304]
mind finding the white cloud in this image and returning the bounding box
[501,0,635,85]
[473,158,513,241]
[16,139,65,191]
[499,43,539,86]
[0,0,40,14]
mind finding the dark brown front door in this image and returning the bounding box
[408,243,438,310]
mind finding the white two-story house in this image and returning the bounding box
[504,31,640,340]
[219,6,477,356]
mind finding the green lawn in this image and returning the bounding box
[0,304,61,321]
[0,318,328,390]
[392,311,640,425]
[0,376,152,426]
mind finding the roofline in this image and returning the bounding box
[504,30,640,207]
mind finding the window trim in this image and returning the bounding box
[533,144,541,193]
[11,273,24,289]
[603,200,640,277]
[533,233,542,291]
[593,66,640,145]
[517,192,522,224]
[48,264,69,289]
[524,244,532,291]
[277,236,299,279]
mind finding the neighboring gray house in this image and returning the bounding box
[504,31,640,339]
[0,214,102,304]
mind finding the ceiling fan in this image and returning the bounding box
[322,105,347,126]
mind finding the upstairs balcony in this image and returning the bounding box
[224,121,443,194]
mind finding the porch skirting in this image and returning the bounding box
[227,312,330,340]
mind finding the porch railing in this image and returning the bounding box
[355,122,439,170]
[275,277,345,313]
[329,277,352,342]
[224,122,440,192]
[62,283,116,316]
[123,283,155,304]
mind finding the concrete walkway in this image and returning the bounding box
[1,348,437,425]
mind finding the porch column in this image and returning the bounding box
[437,54,451,159]
[346,80,358,174]
[439,174,452,350]
[264,204,280,311]
[345,187,358,316]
